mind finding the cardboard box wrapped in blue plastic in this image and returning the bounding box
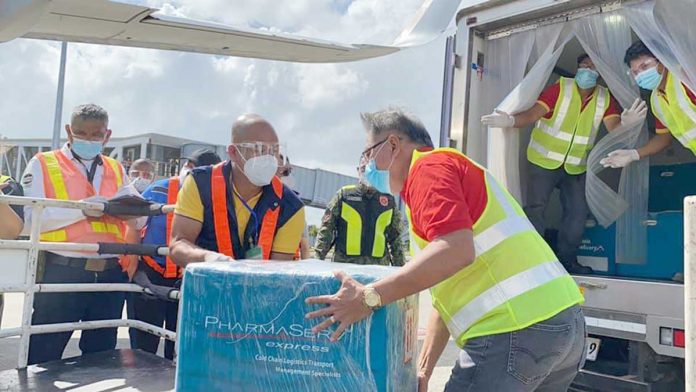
[176,260,418,392]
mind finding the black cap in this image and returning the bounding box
[183,149,222,167]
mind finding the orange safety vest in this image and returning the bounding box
[141,176,181,278]
[36,150,126,245]
[211,162,282,260]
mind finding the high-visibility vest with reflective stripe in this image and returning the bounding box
[337,185,395,258]
[210,162,283,260]
[527,77,609,174]
[36,150,126,244]
[407,148,583,347]
[142,176,181,278]
[651,71,696,155]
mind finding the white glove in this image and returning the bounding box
[620,98,648,128]
[81,195,108,218]
[599,149,640,168]
[481,109,515,128]
[204,252,234,262]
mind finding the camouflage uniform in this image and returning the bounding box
[314,184,405,266]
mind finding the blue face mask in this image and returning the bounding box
[635,66,663,90]
[364,159,392,195]
[575,68,599,89]
[71,138,104,160]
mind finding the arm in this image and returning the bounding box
[168,175,228,266]
[305,229,475,340]
[122,223,141,280]
[169,214,221,266]
[0,204,23,239]
[638,133,673,158]
[0,181,23,239]
[300,238,311,259]
[511,103,550,128]
[604,115,622,132]
[418,309,451,391]
[270,207,306,261]
[374,229,474,304]
[385,207,405,266]
[313,196,339,260]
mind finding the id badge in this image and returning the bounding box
[246,246,263,260]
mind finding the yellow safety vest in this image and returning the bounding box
[407,148,583,347]
[338,185,394,258]
[527,77,610,174]
[651,71,696,155]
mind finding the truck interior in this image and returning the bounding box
[455,0,696,283]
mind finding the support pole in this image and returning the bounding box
[51,42,68,150]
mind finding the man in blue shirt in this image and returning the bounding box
[131,149,220,359]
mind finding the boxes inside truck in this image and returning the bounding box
[176,260,418,392]
[577,163,694,280]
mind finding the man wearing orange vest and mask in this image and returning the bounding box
[169,114,305,265]
[305,108,585,391]
[21,104,136,364]
[130,149,221,360]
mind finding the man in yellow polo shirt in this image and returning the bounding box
[170,114,305,264]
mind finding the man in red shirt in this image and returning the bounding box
[601,40,696,168]
[306,109,585,391]
[481,54,646,274]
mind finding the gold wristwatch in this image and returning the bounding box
[363,285,382,310]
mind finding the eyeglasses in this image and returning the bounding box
[128,170,154,180]
[233,142,281,157]
[627,59,659,77]
[360,139,387,162]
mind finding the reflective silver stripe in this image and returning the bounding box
[587,87,607,147]
[474,216,533,256]
[536,122,575,141]
[530,140,566,163]
[572,135,589,145]
[652,91,667,126]
[410,233,422,255]
[473,173,536,256]
[673,77,696,126]
[446,260,568,338]
[565,155,584,165]
[553,78,575,130]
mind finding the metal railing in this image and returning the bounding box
[0,194,178,369]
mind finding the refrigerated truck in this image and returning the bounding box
[442,0,687,390]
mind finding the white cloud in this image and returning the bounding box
[296,64,368,109]
[0,0,449,196]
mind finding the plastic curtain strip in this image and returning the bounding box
[486,24,573,202]
[574,12,648,264]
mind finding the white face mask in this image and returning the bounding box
[241,155,278,186]
[130,177,152,193]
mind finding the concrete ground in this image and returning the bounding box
[0,291,459,391]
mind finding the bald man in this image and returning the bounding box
[170,114,306,264]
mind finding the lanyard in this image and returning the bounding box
[233,187,260,247]
[74,155,101,185]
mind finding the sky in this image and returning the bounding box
[0,0,452,224]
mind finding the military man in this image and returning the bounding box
[314,181,404,266]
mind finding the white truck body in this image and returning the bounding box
[446,0,686,390]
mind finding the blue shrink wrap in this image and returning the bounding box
[176,260,418,391]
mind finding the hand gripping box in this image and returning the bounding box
[175,260,418,392]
